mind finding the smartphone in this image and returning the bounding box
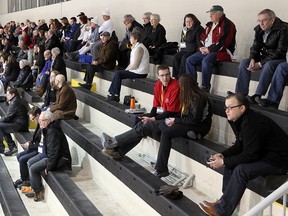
[165,118,170,125]
[205,157,214,163]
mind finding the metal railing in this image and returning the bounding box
[244,181,288,216]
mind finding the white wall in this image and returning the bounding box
[0,0,288,60]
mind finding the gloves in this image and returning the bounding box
[155,185,183,200]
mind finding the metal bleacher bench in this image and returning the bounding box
[64,59,288,202]
[72,87,288,200]
[0,99,101,216]
[60,118,206,216]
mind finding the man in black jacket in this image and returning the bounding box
[28,110,71,202]
[199,93,288,216]
[51,47,67,79]
[0,88,29,156]
[234,9,288,103]
[118,14,143,69]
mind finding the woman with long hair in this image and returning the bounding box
[172,14,203,78]
[154,74,212,177]
[0,55,20,90]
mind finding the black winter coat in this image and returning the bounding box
[180,24,204,53]
[145,23,167,49]
[51,55,67,79]
[10,65,33,90]
[4,61,20,82]
[249,17,288,65]
[222,109,288,169]
[0,95,29,132]
[43,121,72,171]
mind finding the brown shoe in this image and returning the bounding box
[34,191,44,202]
[203,200,221,207]
[101,148,121,159]
[199,203,219,216]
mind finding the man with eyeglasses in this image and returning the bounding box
[199,93,288,216]
[100,65,180,177]
[233,9,288,105]
[27,110,71,202]
[141,12,152,48]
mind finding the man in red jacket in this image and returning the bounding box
[186,5,236,92]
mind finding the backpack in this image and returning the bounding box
[152,42,179,64]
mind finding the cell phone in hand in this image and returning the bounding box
[205,157,214,163]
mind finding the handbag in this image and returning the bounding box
[123,95,137,106]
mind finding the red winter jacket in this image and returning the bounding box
[200,14,236,62]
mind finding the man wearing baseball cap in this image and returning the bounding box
[79,31,118,90]
[186,5,236,93]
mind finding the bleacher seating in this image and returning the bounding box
[0,101,101,216]
[0,156,29,216]
[60,119,206,216]
[65,59,288,199]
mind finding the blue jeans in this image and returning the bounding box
[235,58,285,95]
[17,150,38,181]
[28,154,47,193]
[267,62,288,103]
[213,161,282,216]
[108,70,147,96]
[185,51,217,90]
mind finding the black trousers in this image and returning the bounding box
[115,120,210,172]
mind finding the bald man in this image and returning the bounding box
[49,74,77,120]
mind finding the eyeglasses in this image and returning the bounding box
[38,119,48,123]
[257,18,271,23]
[158,73,170,78]
[30,116,36,121]
[224,104,243,111]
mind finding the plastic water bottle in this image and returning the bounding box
[130,96,135,109]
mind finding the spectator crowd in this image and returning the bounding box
[0,5,288,216]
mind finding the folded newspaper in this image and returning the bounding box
[125,107,147,114]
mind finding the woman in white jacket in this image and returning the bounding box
[107,30,149,102]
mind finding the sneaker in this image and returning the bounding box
[34,191,44,202]
[22,186,32,193]
[100,133,118,149]
[101,148,121,159]
[14,178,23,188]
[153,170,170,178]
[78,83,92,90]
[4,148,18,156]
[107,95,120,102]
